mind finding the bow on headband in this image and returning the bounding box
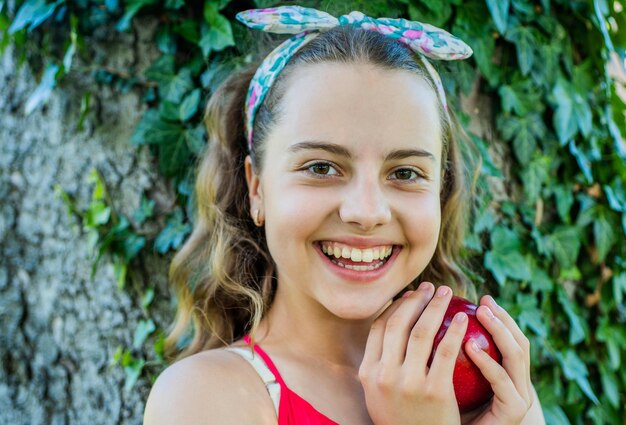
[236,6,473,151]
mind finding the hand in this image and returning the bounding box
[462,296,533,425]
[359,282,466,425]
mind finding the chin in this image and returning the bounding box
[323,297,391,321]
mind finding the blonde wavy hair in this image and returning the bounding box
[164,26,481,363]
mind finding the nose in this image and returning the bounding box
[339,174,392,231]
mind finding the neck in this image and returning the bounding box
[254,284,384,371]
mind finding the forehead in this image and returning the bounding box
[268,62,442,159]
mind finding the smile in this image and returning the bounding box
[315,241,400,277]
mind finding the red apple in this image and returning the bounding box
[427,296,503,413]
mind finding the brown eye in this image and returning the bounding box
[393,169,418,180]
[312,164,331,174]
[307,162,337,176]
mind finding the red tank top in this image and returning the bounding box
[243,336,339,425]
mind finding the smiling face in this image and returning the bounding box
[246,62,443,320]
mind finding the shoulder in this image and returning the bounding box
[143,347,277,425]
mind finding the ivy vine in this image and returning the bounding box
[4,0,626,423]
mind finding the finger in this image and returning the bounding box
[403,285,454,369]
[481,296,533,402]
[361,295,407,368]
[464,339,528,417]
[426,312,468,383]
[480,296,530,357]
[475,305,530,403]
[380,282,435,366]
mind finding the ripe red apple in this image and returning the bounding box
[427,296,503,413]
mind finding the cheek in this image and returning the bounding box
[404,193,441,247]
[262,184,333,260]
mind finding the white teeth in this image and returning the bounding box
[320,242,395,264]
[362,249,373,262]
[329,257,385,271]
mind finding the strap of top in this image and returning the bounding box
[223,344,281,415]
[243,335,288,387]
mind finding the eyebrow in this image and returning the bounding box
[287,141,436,162]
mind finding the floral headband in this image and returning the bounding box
[236,5,473,152]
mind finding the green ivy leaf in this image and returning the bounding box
[158,100,180,122]
[522,155,551,203]
[568,141,593,184]
[133,319,156,349]
[557,287,587,345]
[470,134,502,178]
[123,356,145,393]
[593,0,614,52]
[612,273,626,306]
[155,26,177,54]
[185,125,206,155]
[485,0,509,34]
[593,209,616,263]
[597,318,624,370]
[174,19,200,44]
[498,80,543,116]
[552,185,575,223]
[145,55,175,83]
[165,0,184,9]
[518,307,548,337]
[497,113,545,165]
[131,108,184,146]
[84,200,111,228]
[141,288,155,310]
[484,227,532,285]
[546,226,580,269]
[542,405,571,425]
[158,130,192,177]
[179,88,201,122]
[199,1,235,57]
[556,350,600,404]
[116,0,157,32]
[572,93,592,138]
[552,79,578,145]
[25,62,59,114]
[408,1,452,27]
[132,195,155,225]
[160,68,194,103]
[599,364,620,408]
[453,4,499,86]
[8,0,63,34]
[507,25,535,75]
[123,233,145,262]
[154,208,191,254]
[529,263,553,292]
[113,260,127,290]
[604,178,626,212]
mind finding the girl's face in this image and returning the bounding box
[246,62,443,320]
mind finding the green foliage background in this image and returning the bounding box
[4,0,626,423]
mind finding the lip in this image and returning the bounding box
[314,241,402,283]
[315,236,399,249]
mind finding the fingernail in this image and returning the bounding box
[484,306,495,319]
[454,312,467,323]
[436,286,449,297]
[402,290,414,298]
[471,340,481,352]
[489,296,502,311]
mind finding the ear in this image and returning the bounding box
[244,155,263,214]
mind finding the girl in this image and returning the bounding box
[144,6,545,425]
